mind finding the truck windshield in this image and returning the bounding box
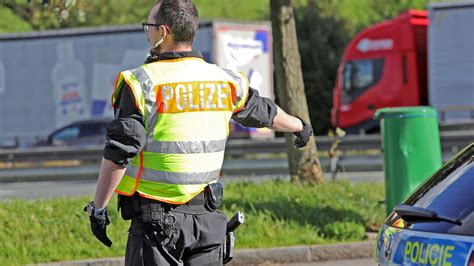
[342,58,384,104]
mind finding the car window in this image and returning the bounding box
[79,123,108,137]
[342,58,384,104]
[388,145,474,236]
[51,126,80,143]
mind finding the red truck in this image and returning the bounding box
[331,3,474,133]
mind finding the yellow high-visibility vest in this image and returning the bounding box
[112,57,249,204]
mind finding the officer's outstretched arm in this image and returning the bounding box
[231,88,312,148]
[270,106,303,132]
[271,106,313,148]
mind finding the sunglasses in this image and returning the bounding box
[142,22,162,33]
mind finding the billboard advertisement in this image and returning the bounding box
[214,21,274,139]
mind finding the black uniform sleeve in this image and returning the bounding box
[102,83,146,166]
[231,87,278,128]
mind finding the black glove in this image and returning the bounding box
[84,202,112,247]
[293,117,313,148]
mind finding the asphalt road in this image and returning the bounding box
[0,176,289,201]
[290,258,377,266]
[0,179,97,200]
[0,172,384,201]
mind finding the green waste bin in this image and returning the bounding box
[374,107,442,215]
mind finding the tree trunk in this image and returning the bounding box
[270,0,324,183]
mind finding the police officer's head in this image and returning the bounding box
[146,0,199,53]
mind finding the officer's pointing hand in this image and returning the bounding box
[293,117,313,148]
[85,202,113,247]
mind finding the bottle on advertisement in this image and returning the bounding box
[51,42,87,127]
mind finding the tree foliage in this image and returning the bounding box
[0,0,152,30]
[0,0,270,31]
[194,0,269,20]
[294,4,349,134]
[0,5,32,33]
[335,0,432,33]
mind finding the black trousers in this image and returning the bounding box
[125,206,227,266]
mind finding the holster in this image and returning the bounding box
[223,232,235,264]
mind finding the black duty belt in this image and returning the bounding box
[139,189,205,207]
[137,190,209,223]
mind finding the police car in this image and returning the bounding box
[375,143,474,266]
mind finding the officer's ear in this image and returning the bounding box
[159,25,172,39]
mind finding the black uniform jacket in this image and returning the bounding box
[103,51,277,166]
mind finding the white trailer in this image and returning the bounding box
[428,1,474,121]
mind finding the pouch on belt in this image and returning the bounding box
[204,182,223,211]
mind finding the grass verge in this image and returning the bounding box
[0,180,385,265]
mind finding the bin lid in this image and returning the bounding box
[374,106,438,120]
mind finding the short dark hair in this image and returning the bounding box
[154,0,199,44]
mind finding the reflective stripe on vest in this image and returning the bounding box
[144,139,227,154]
[125,164,221,184]
[116,175,215,204]
[222,68,249,112]
[113,57,248,204]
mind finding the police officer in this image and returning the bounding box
[85,0,313,265]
